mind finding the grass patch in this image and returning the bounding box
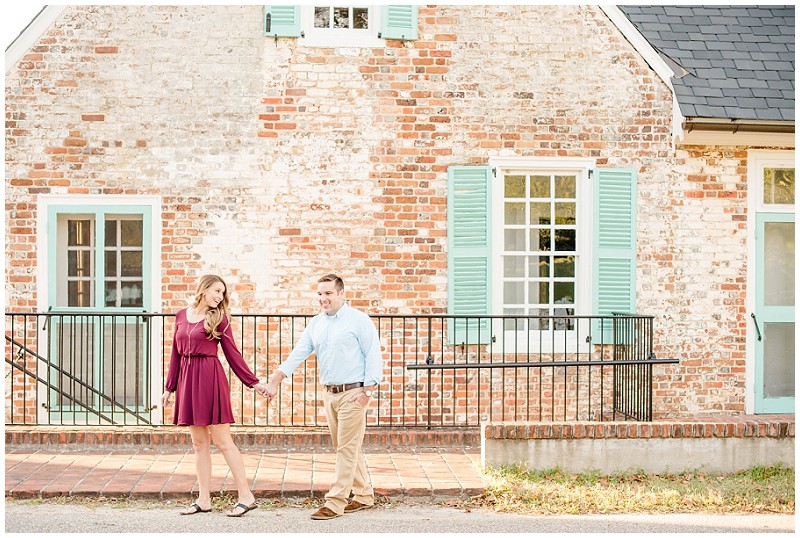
[469,465,794,515]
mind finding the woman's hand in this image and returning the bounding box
[252,382,268,398]
[160,390,172,408]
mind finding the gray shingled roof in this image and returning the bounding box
[619,5,794,122]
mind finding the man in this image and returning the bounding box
[265,274,383,520]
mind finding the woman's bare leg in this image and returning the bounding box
[186,426,212,511]
[209,424,255,511]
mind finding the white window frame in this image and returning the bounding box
[489,157,594,353]
[299,5,384,48]
[744,149,795,414]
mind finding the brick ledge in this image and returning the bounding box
[5,426,480,449]
[483,415,795,440]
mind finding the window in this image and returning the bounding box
[54,211,148,309]
[301,5,382,47]
[264,5,418,47]
[314,6,369,29]
[762,167,794,207]
[492,159,592,351]
[447,160,637,351]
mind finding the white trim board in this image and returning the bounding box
[5,6,67,76]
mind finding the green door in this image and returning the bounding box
[47,205,153,424]
[754,212,795,413]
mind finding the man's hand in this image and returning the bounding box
[265,372,286,402]
[349,391,371,406]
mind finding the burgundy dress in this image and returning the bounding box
[165,308,259,426]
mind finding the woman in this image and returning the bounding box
[161,274,267,517]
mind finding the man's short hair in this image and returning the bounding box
[318,273,344,292]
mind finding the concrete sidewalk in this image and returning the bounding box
[5,447,485,500]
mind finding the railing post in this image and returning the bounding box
[426,316,432,431]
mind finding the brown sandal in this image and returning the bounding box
[180,502,212,515]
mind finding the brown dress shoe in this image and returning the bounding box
[344,500,373,513]
[310,506,341,520]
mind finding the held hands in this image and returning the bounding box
[252,382,269,398]
[264,380,281,402]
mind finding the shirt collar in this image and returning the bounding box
[325,302,349,320]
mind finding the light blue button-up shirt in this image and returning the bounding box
[279,303,383,387]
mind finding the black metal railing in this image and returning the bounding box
[5,311,675,427]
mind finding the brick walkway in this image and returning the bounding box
[5,447,485,500]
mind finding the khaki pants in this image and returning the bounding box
[322,386,373,514]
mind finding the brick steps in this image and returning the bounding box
[6,426,480,451]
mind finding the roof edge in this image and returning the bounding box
[685,118,795,132]
[599,5,685,148]
[5,6,67,76]
[681,119,795,147]
[599,5,677,91]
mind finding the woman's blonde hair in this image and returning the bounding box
[192,274,229,340]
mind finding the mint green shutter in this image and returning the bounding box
[592,168,637,343]
[380,5,418,41]
[448,166,492,345]
[264,6,301,37]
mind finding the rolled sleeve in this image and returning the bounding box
[279,320,316,379]
[359,317,383,387]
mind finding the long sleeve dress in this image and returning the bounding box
[165,308,259,426]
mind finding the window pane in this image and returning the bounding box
[528,256,550,277]
[314,6,330,28]
[764,222,795,306]
[530,175,550,198]
[504,256,525,278]
[505,175,525,198]
[554,202,575,225]
[763,322,795,398]
[68,220,92,246]
[105,250,117,277]
[333,7,349,28]
[529,202,550,225]
[121,251,143,277]
[503,308,525,331]
[105,280,117,307]
[105,220,117,247]
[555,175,576,198]
[554,229,575,252]
[763,167,794,205]
[505,229,525,251]
[553,255,575,277]
[121,220,143,247]
[503,282,524,304]
[504,202,525,225]
[68,250,92,277]
[554,282,574,304]
[531,229,550,252]
[528,281,549,304]
[529,308,549,330]
[353,7,368,29]
[120,281,144,307]
[553,307,575,330]
[68,280,92,307]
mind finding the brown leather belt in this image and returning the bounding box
[324,382,364,394]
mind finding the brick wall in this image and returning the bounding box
[4,5,791,421]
